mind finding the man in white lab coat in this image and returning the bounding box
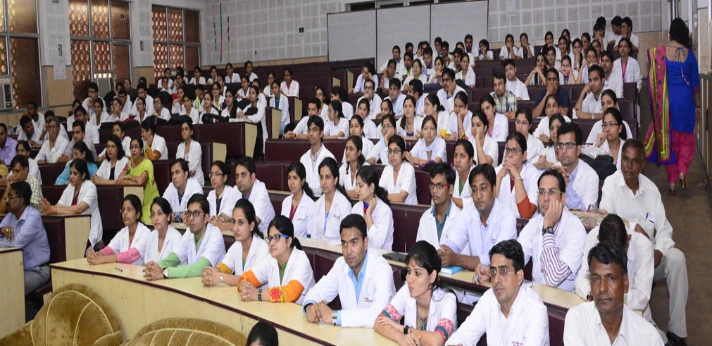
[299,116,335,197]
[303,214,396,328]
[446,239,550,346]
[163,159,204,223]
[554,122,600,210]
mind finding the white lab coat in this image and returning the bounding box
[58,180,103,247]
[220,234,270,275]
[350,199,394,250]
[494,162,540,218]
[144,225,184,264]
[525,133,545,162]
[367,138,389,164]
[532,115,571,140]
[470,134,500,166]
[339,162,370,192]
[299,145,336,197]
[409,137,447,163]
[145,134,169,160]
[303,249,396,328]
[310,191,352,241]
[599,138,624,170]
[281,194,316,239]
[270,95,290,125]
[234,180,276,235]
[281,81,300,97]
[416,201,463,251]
[178,223,226,266]
[614,57,642,91]
[94,157,129,181]
[36,136,69,163]
[105,222,152,265]
[556,160,600,210]
[247,248,315,305]
[379,163,418,205]
[585,120,633,145]
[452,166,475,208]
[207,185,240,217]
[163,178,204,215]
[176,141,204,184]
[382,285,457,335]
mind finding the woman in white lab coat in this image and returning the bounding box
[451,139,475,209]
[350,165,394,250]
[140,119,169,161]
[236,85,268,154]
[143,197,184,264]
[614,37,642,91]
[238,215,315,304]
[468,110,499,167]
[310,157,352,242]
[202,199,270,287]
[534,113,567,171]
[375,241,457,345]
[495,132,540,219]
[281,162,316,238]
[92,135,129,184]
[152,98,172,122]
[479,94,509,142]
[40,159,103,250]
[405,115,447,166]
[366,114,393,165]
[323,100,349,139]
[206,161,239,222]
[175,119,204,184]
[379,135,418,205]
[593,108,627,170]
[87,194,150,265]
[340,136,370,199]
[514,108,544,162]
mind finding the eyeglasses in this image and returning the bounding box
[514,120,530,127]
[504,147,523,155]
[429,183,449,191]
[4,195,18,201]
[208,172,224,178]
[537,189,562,197]
[382,123,394,129]
[489,266,513,277]
[387,148,402,154]
[265,234,289,243]
[556,142,577,150]
[601,122,619,129]
[130,145,142,149]
[182,210,204,219]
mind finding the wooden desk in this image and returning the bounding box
[50,260,395,345]
[0,247,25,338]
[41,215,91,262]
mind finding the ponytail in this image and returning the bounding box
[287,161,316,201]
[356,165,390,206]
[291,237,303,250]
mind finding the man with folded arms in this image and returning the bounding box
[564,241,663,345]
[303,214,395,327]
[447,239,549,346]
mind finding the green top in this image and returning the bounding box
[158,234,211,278]
[128,158,160,225]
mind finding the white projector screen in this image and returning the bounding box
[328,10,376,62]
[430,1,489,51]
[376,6,431,70]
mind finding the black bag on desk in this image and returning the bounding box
[580,154,617,181]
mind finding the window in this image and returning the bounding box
[69,0,132,99]
[0,0,41,109]
[152,6,200,79]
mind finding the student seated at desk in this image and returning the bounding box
[355,98,380,140]
[238,215,315,304]
[143,194,225,280]
[144,197,183,264]
[365,114,393,165]
[446,240,550,346]
[90,98,114,125]
[108,98,127,126]
[396,97,424,140]
[350,166,394,250]
[92,136,129,184]
[87,194,151,266]
[494,133,540,219]
[324,100,349,139]
[175,119,204,184]
[554,122,600,211]
[17,116,43,148]
[206,161,239,219]
[285,98,320,140]
[140,119,168,161]
[514,109,544,162]
[198,92,219,124]
[340,136,370,199]
[269,82,290,136]
[0,155,42,213]
[61,120,98,163]
[281,162,316,238]
[98,123,131,163]
[0,181,50,296]
[405,116,447,166]
[36,117,69,164]
[178,94,200,124]
[125,97,151,123]
[309,158,351,241]
[9,141,41,185]
[115,137,160,225]
[591,107,628,170]
[379,135,418,205]
[452,92,473,141]
[533,114,567,171]
[299,116,335,197]
[416,163,463,247]
[40,159,103,251]
[511,169,586,292]
[151,97,171,122]
[479,95,509,142]
[201,199,270,287]
[303,214,396,327]
[163,159,203,223]
[468,111,499,166]
[450,140,475,209]
[55,142,99,185]
[228,157,275,235]
[375,241,457,346]
[440,164,517,274]
[564,242,664,345]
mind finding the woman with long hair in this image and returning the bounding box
[281,162,316,238]
[87,194,151,265]
[340,136,369,199]
[310,158,352,241]
[350,165,394,250]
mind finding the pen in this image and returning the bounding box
[115,267,123,273]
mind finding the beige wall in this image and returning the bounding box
[201,56,329,71]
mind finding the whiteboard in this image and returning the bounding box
[376,6,431,71]
[328,10,376,62]
[430,2,489,50]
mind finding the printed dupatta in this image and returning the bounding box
[644,45,676,165]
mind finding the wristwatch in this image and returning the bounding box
[162,268,169,278]
[332,311,339,326]
[257,288,262,301]
[219,274,224,283]
[403,326,410,335]
[542,226,555,235]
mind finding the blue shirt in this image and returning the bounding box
[55,160,99,185]
[431,203,452,241]
[0,136,17,166]
[0,206,50,270]
[534,88,570,112]
[666,49,700,133]
[564,162,586,210]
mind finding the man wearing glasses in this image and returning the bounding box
[0,182,50,303]
[438,164,517,301]
[143,194,225,280]
[356,79,382,120]
[532,68,570,118]
[162,159,203,223]
[436,68,465,114]
[554,123,600,211]
[490,72,518,119]
[515,169,586,292]
[0,156,43,213]
[35,117,69,164]
[446,240,550,345]
[416,163,463,250]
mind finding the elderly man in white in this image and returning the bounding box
[303,214,395,328]
[446,240,550,346]
[599,139,688,345]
